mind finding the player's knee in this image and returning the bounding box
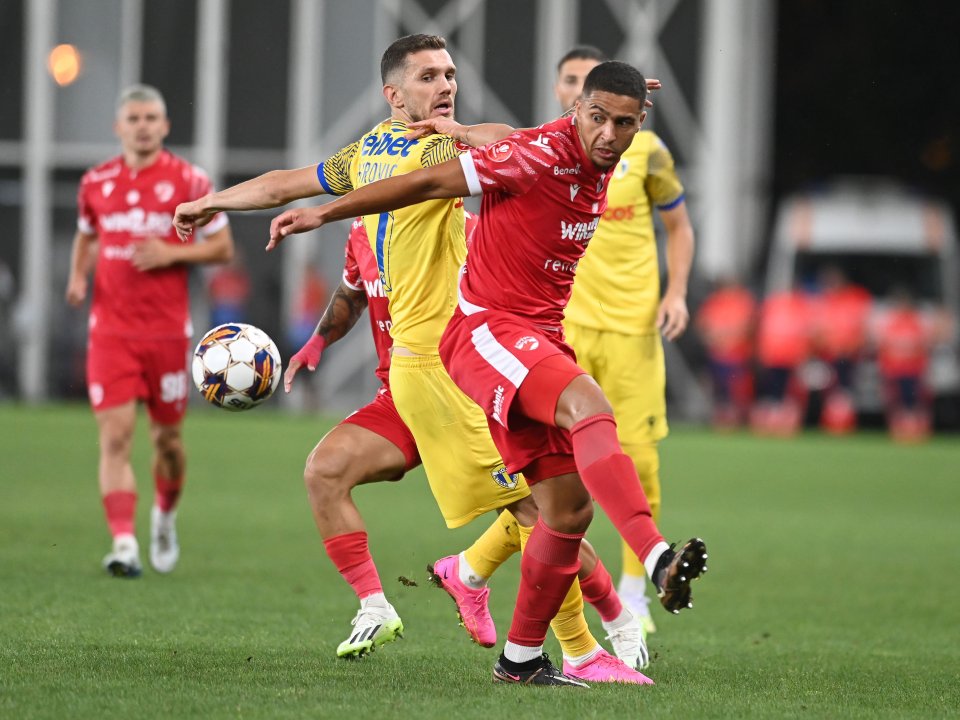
[100,425,134,459]
[303,439,357,499]
[555,375,614,429]
[546,497,593,535]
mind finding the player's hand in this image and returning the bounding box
[131,237,174,271]
[404,117,467,142]
[65,276,87,306]
[657,289,689,341]
[644,78,662,108]
[283,335,327,393]
[267,207,326,251]
[173,198,216,242]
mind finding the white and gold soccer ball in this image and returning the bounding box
[192,323,282,411]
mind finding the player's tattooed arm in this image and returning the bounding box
[316,282,368,346]
[284,281,368,392]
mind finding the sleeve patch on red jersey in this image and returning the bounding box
[484,141,514,163]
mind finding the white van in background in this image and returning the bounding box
[765,177,960,419]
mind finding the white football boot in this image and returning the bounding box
[618,574,658,635]
[603,608,651,670]
[336,596,404,659]
[102,533,143,578]
[150,505,180,574]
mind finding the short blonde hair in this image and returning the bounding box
[117,84,167,116]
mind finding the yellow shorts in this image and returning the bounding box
[565,322,669,446]
[389,353,531,528]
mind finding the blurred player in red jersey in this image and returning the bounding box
[696,280,757,428]
[874,288,934,441]
[812,266,872,434]
[268,61,708,687]
[65,85,234,577]
[752,288,814,436]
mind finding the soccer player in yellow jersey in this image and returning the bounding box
[175,35,649,680]
[555,47,695,634]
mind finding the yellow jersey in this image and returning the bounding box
[319,119,465,354]
[564,131,684,336]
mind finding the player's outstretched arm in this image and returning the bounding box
[267,159,469,250]
[656,202,695,341]
[284,282,368,392]
[174,165,324,241]
[404,117,515,146]
[133,225,235,271]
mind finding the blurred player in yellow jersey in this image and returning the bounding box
[555,47,696,634]
[175,35,649,680]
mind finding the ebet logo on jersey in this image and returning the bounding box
[360,132,419,158]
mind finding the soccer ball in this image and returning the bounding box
[192,323,282,411]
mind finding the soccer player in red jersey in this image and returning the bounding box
[285,215,651,676]
[65,85,234,577]
[267,61,708,686]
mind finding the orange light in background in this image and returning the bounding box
[48,44,82,86]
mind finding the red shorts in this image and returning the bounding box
[87,333,191,425]
[340,385,421,473]
[439,307,584,478]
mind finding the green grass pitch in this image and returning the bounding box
[1,404,958,719]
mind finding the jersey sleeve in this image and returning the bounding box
[420,134,465,168]
[317,140,361,196]
[189,164,230,237]
[458,130,557,197]
[76,174,96,235]
[342,219,364,291]
[645,133,685,210]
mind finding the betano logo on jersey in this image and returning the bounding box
[560,216,600,243]
[100,209,173,236]
[360,132,419,158]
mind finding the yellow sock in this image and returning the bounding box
[517,522,599,660]
[622,443,661,578]
[463,509,522,580]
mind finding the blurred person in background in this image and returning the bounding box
[695,279,756,429]
[812,266,872,434]
[65,84,234,578]
[553,46,694,638]
[874,287,934,441]
[206,247,251,327]
[752,287,814,435]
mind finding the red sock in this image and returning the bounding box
[103,491,137,537]
[579,558,623,622]
[507,519,583,646]
[323,531,383,600]
[154,474,184,513]
[571,414,664,563]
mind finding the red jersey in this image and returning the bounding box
[696,286,756,364]
[756,290,814,367]
[343,219,393,386]
[458,116,610,329]
[815,285,872,359]
[876,308,929,377]
[77,150,228,339]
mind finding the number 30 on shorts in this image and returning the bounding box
[160,371,189,403]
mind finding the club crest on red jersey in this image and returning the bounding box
[514,336,539,351]
[154,181,175,203]
[485,142,513,163]
[102,180,115,198]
